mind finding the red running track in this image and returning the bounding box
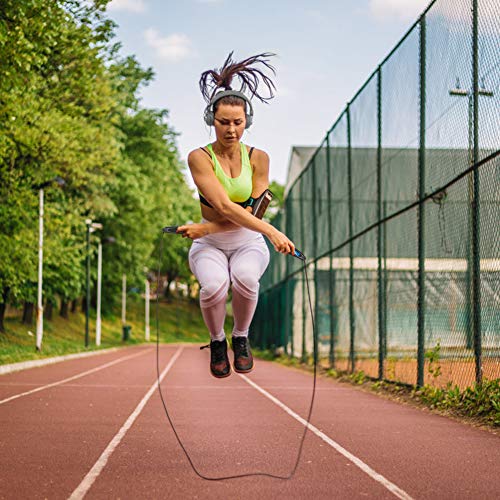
[0,344,498,499]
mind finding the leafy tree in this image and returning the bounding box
[101,105,198,307]
[0,0,121,331]
[264,180,285,223]
[0,0,197,332]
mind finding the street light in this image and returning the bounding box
[144,267,151,342]
[85,219,102,347]
[145,278,150,342]
[96,236,115,346]
[35,176,65,352]
[448,77,494,349]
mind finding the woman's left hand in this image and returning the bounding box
[176,223,209,240]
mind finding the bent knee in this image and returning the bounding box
[200,279,229,308]
[231,271,259,299]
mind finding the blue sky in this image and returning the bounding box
[105,0,435,186]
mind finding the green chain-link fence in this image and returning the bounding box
[250,0,499,389]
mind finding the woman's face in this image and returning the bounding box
[213,103,246,146]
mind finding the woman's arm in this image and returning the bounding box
[179,148,295,255]
[199,147,270,234]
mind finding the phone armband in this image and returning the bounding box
[250,189,274,219]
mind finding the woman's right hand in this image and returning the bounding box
[267,227,296,256]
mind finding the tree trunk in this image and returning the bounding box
[60,300,69,319]
[22,302,34,325]
[0,287,10,333]
[81,296,86,313]
[46,301,53,321]
[164,279,173,299]
[71,299,77,313]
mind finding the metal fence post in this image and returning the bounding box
[289,278,295,357]
[264,293,269,349]
[283,277,289,356]
[471,0,482,384]
[347,104,355,373]
[300,178,307,362]
[377,66,385,381]
[270,291,275,350]
[312,157,319,365]
[417,14,427,387]
[278,286,284,348]
[326,134,335,367]
[383,200,388,358]
[285,198,293,357]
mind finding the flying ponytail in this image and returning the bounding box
[199,51,277,105]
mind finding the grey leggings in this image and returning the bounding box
[188,229,270,340]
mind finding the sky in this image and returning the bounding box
[105,0,434,187]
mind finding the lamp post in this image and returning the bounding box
[96,241,102,346]
[145,279,150,342]
[36,189,44,352]
[96,236,115,346]
[35,176,65,352]
[448,78,493,349]
[85,219,102,347]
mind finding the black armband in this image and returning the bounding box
[244,189,273,219]
[244,196,256,208]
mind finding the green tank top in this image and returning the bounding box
[201,142,253,203]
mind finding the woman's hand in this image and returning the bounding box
[177,223,209,240]
[267,227,296,256]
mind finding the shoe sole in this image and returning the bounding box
[210,366,232,379]
[233,364,253,374]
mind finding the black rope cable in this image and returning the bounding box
[156,234,317,480]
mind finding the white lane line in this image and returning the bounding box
[69,346,184,500]
[0,349,150,405]
[240,374,414,500]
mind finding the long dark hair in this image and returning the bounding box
[199,52,276,110]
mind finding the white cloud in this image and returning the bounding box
[369,0,429,21]
[108,0,147,13]
[144,29,193,62]
[195,0,223,3]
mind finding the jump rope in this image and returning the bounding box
[156,227,317,480]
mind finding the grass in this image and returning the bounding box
[253,349,499,430]
[0,294,222,365]
[411,379,500,427]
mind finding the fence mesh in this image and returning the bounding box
[251,0,499,389]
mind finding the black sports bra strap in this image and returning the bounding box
[199,193,213,208]
[200,147,212,158]
[201,145,253,159]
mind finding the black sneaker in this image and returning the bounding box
[201,339,231,378]
[232,336,254,373]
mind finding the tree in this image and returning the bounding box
[263,180,285,223]
[0,0,122,330]
[0,0,196,331]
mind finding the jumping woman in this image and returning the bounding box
[177,52,295,378]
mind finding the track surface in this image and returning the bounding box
[0,344,498,499]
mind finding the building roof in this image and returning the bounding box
[285,146,317,196]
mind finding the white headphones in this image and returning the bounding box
[203,90,254,129]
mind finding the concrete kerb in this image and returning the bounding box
[0,346,131,376]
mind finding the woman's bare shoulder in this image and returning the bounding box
[247,147,269,169]
[188,147,212,167]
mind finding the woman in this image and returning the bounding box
[178,52,295,378]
